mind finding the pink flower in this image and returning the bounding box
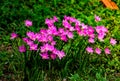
[45,18,52,26]
[45,18,55,27]
[87,26,94,33]
[110,38,117,45]
[62,20,71,29]
[19,45,26,53]
[75,20,81,27]
[75,26,80,31]
[52,49,65,59]
[27,40,34,46]
[104,47,110,54]
[25,20,32,27]
[22,37,29,43]
[38,34,48,42]
[40,46,46,52]
[60,35,68,42]
[29,44,38,51]
[69,27,75,31]
[47,35,53,41]
[47,26,58,35]
[78,28,88,36]
[40,53,49,59]
[89,34,95,38]
[98,34,105,41]
[88,38,95,43]
[40,29,47,34]
[26,31,36,41]
[95,48,101,54]
[95,15,101,22]
[58,28,65,34]
[81,23,88,29]
[53,16,58,22]
[67,32,74,39]
[10,32,18,39]
[35,33,41,40]
[57,50,65,59]
[86,46,93,53]
[40,43,54,52]
[87,26,95,38]
[23,38,34,46]
[50,53,57,60]
[51,41,56,46]
[95,26,108,34]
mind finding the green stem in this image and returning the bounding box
[49,61,51,71]
[54,0,57,8]
[23,52,28,81]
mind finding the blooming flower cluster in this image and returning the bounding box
[23,18,65,60]
[95,26,108,41]
[11,15,117,60]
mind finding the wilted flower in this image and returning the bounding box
[25,20,32,27]
[10,32,18,39]
[19,45,26,53]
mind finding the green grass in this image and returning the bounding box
[0,0,120,81]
